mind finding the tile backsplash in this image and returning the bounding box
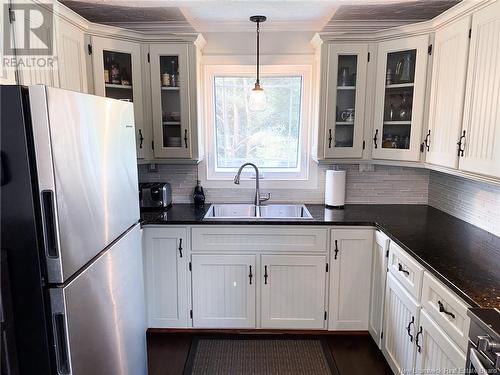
[138,164,429,205]
[428,171,500,237]
[138,163,500,236]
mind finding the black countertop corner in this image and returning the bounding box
[141,203,500,309]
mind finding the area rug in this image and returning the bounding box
[184,336,339,375]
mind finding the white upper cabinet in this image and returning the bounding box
[329,228,373,330]
[372,35,429,161]
[90,36,147,159]
[55,19,88,93]
[425,16,471,168]
[323,43,369,158]
[458,1,500,178]
[149,43,198,159]
[261,255,327,329]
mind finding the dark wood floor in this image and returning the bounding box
[147,330,392,375]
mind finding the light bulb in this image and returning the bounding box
[249,83,266,111]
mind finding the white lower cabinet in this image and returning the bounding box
[143,227,189,328]
[261,255,327,329]
[415,310,466,373]
[329,229,373,330]
[191,254,256,328]
[383,273,420,374]
[369,230,390,347]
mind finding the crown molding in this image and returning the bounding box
[102,21,196,33]
[321,19,422,33]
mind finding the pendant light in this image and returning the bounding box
[249,15,267,111]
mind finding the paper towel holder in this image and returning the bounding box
[325,168,346,209]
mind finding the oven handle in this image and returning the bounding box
[469,347,488,373]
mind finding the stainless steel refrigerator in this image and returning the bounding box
[1,85,147,375]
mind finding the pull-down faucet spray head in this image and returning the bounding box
[233,174,241,184]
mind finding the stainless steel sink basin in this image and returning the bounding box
[259,204,313,219]
[203,204,313,220]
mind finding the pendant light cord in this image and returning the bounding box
[256,20,260,85]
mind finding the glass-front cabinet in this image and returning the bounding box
[372,35,429,161]
[150,44,194,159]
[324,44,368,158]
[90,36,147,159]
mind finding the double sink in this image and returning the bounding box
[203,204,313,220]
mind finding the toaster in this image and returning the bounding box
[139,183,172,209]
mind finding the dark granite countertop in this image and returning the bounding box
[141,204,500,309]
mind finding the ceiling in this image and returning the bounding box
[60,0,460,32]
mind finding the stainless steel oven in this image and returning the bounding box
[466,308,500,374]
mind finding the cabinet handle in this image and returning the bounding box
[264,265,268,284]
[424,129,430,152]
[248,265,253,285]
[334,240,339,260]
[406,316,415,342]
[184,129,188,148]
[138,129,144,149]
[437,301,456,319]
[373,129,379,149]
[415,326,423,353]
[398,263,409,276]
[457,130,466,157]
[178,238,183,258]
[328,129,332,148]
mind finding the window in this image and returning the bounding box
[203,65,311,183]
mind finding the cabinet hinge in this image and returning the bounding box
[190,309,193,319]
[147,52,150,63]
[324,311,327,321]
[362,140,366,150]
[468,28,472,39]
[381,331,384,340]
[151,140,154,150]
[367,52,370,62]
[326,263,329,272]
[87,44,93,55]
[189,262,192,271]
[386,249,389,258]
[8,8,15,23]
[428,44,433,55]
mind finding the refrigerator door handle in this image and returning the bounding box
[41,190,59,258]
[50,289,71,375]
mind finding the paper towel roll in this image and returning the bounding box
[325,170,346,208]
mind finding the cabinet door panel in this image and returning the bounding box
[150,43,191,159]
[369,230,390,347]
[383,273,419,374]
[415,310,466,373]
[324,44,368,158]
[192,254,256,328]
[90,36,146,159]
[329,229,373,330]
[373,35,429,161]
[143,228,188,328]
[56,20,87,93]
[426,16,471,168]
[261,255,326,329]
[459,1,500,178]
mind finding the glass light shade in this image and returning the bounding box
[249,85,267,111]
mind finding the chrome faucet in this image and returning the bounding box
[233,162,271,206]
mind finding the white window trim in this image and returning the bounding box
[199,64,317,189]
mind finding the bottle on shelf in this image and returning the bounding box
[104,55,111,84]
[170,61,178,87]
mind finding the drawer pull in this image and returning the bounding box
[178,238,183,258]
[334,240,339,260]
[406,316,415,342]
[437,301,456,319]
[415,326,423,353]
[248,265,253,285]
[398,263,410,276]
[264,265,268,284]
